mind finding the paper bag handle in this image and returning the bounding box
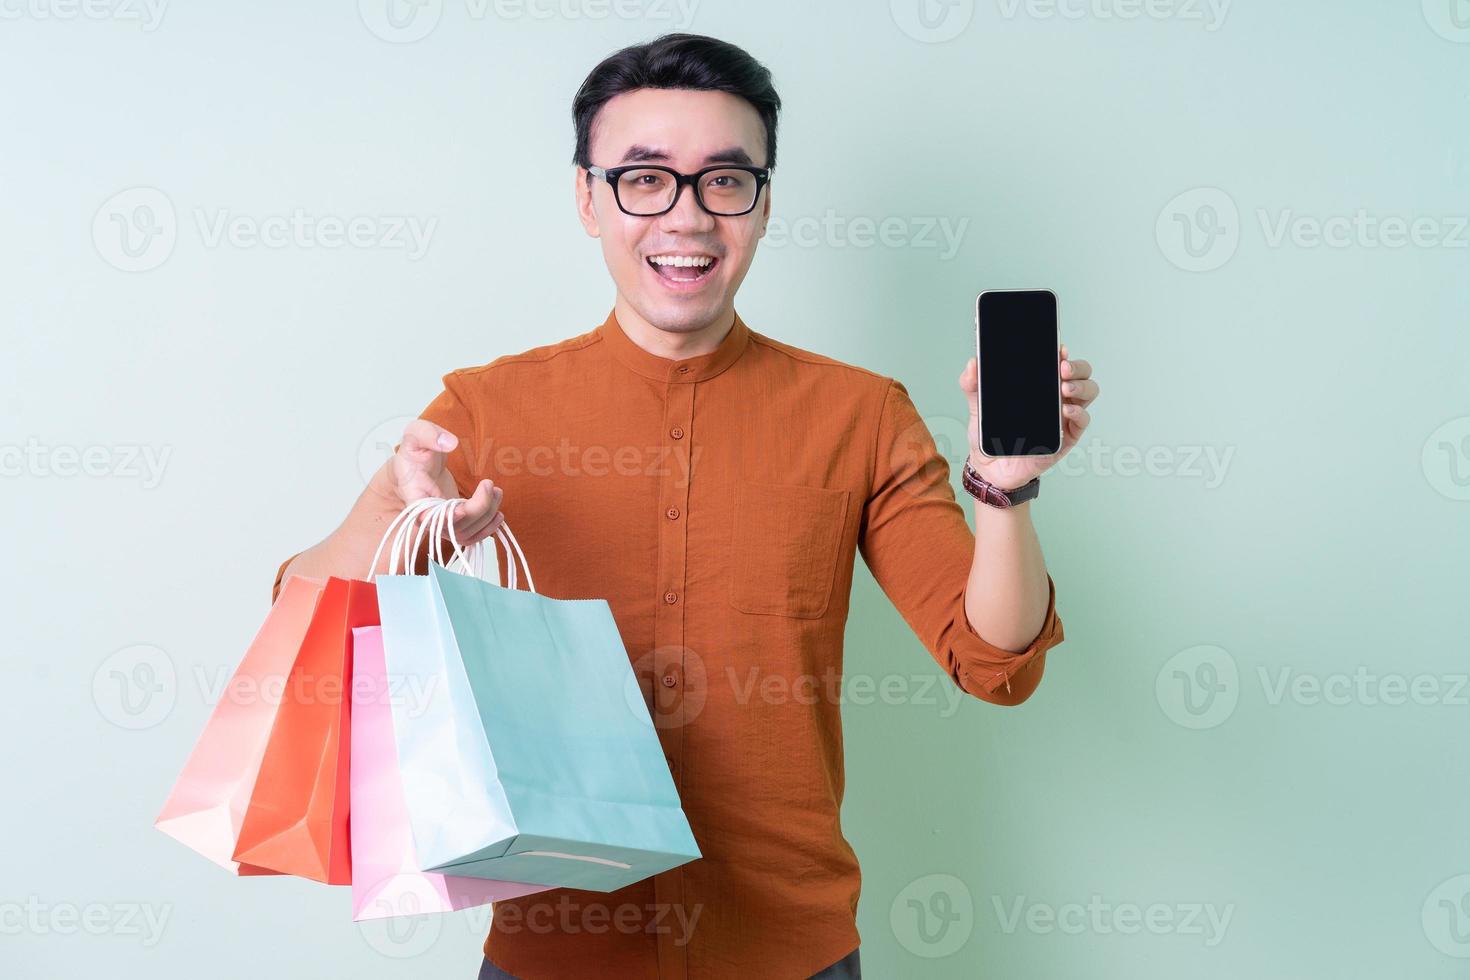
[368,496,536,594]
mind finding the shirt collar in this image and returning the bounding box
[596,307,751,384]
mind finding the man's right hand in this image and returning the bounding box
[387,419,505,549]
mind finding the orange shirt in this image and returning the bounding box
[273,308,1064,979]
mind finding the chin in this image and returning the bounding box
[639,296,729,334]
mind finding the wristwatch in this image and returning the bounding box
[961,458,1040,508]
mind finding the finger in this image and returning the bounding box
[439,482,499,551]
[463,488,504,542]
[400,419,458,459]
[1060,357,1092,382]
[464,512,506,547]
[452,480,501,537]
[397,471,449,503]
[1059,342,1068,362]
[1063,403,1091,433]
[957,357,978,394]
[1061,379,1100,405]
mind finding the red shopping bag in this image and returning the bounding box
[231,576,378,884]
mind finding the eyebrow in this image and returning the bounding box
[618,144,757,167]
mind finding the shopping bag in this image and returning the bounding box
[349,624,550,920]
[374,497,702,893]
[371,495,524,875]
[231,574,378,884]
[154,575,326,875]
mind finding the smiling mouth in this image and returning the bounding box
[647,254,719,283]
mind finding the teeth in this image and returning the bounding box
[649,255,714,268]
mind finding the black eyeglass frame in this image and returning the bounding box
[586,164,772,217]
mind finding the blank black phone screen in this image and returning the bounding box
[976,290,1061,457]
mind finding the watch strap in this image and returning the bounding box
[961,459,1040,508]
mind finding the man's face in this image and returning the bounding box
[576,88,771,335]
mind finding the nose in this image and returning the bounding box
[658,178,716,236]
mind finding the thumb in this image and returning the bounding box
[398,419,456,463]
[958,357,978,393]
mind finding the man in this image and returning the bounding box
[275,33,1096,980]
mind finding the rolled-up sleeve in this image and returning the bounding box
[269,370,482,605]
[858,378,1064,706]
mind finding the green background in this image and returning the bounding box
[3,1,1467,976]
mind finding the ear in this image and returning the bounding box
[574,167,601,239]
[757,182,772,239]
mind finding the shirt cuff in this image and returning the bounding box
[271,551,302,605]
[955,573,1065,703]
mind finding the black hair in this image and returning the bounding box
[572,33,782,172]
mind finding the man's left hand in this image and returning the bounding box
[957,344,1098,492]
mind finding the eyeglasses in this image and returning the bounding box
[586,164,771,217]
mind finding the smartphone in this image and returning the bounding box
[974,289,1062,457]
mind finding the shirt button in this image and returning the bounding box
[664,591,678,604]
[670,426,684,440]
[661,673,678,688]
[676,366,691,374]
[666,506,679,520]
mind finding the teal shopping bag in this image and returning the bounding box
[371,497,700,893]
[425,555,702,892]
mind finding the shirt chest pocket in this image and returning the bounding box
[728,481,851,619]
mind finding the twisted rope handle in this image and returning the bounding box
[366,496,535,592]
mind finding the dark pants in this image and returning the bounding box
[477,946,861,979]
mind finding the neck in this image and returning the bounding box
[613,295,735,361]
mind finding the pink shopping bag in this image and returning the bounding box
[155,576,326,874]
[349,624,549,921]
